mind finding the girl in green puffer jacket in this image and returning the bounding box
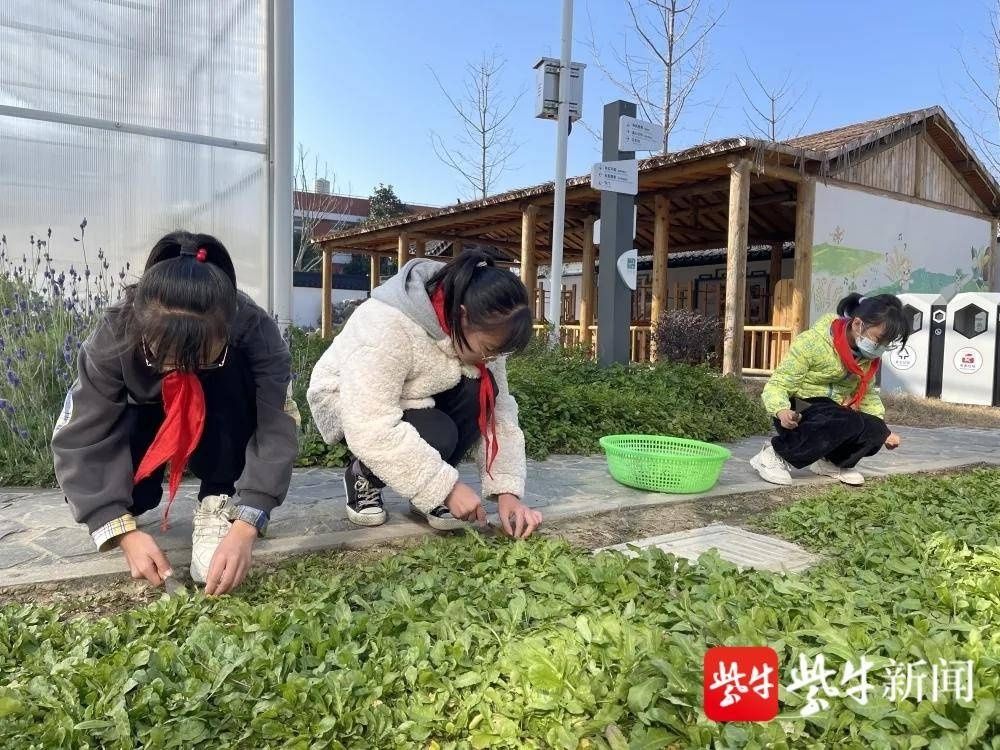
[751,293,909,487]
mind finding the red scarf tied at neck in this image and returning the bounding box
[831,317,880,411]
[430,287,499,476]
[133,372,206,530]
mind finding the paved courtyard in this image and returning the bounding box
[1,425,998,587]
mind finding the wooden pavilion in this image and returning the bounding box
[317,106,1000,375]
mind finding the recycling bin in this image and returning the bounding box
[940,292,1000,406]
[881,294,946,398]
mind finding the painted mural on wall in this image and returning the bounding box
[810,183,993,322]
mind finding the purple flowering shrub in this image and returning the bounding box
[0,221,126,485]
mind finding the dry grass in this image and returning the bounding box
[741,378,1000,429]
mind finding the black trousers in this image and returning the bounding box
[129,349,257,515]
[772,397,890,470]
[358,374,493,485]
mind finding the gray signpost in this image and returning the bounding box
[596,100,638,365]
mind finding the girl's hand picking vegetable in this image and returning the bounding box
[497,493,542,539]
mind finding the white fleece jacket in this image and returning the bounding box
[306,260,527,512]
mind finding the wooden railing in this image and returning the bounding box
[743,325,793,376]
[532,323,792,375]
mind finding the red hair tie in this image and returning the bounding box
[195,248,208,263]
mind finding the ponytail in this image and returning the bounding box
[426,248,533,355]
[837,292,910,347]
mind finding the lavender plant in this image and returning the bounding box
[0,221,126,485]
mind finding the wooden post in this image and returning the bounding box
[369,254,379,294]
[397,232,409,270]
[650,194,670,359]
[580,215,596,345]
[520,205,539,309]
[414,238,426,258]
[792,177,816,335]
[990,218,999,292]
[320,247,333,339]
[722,160,751,376]
[769,241,783,322]
[452,238,463,256]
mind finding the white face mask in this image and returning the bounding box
[856,335,887,360]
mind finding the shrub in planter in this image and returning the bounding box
[507,344,769,459]
[652,309,721,366]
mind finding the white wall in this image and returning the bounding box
[292,287,368,329]
[811,183,993,323]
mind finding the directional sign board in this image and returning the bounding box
[618,115,664,152]
[591,159,639,195]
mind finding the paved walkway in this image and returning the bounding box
[1,425,998,587]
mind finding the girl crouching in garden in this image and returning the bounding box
[751,293,908,487]
[307,248,543,539]
[52,231,299,594]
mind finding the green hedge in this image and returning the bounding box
[291,333,769,467]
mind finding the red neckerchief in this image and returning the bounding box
[430,287,499,476]
[133,371,206,530]
[831,317,879,411]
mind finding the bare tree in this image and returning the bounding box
[737,58,816,142]
[585,0,727,153]
[957,1,1000,176]
[430,52,523,200]
[293,143,350,272]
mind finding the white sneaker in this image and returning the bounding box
[810,459,865,486]
[190,495,233,584]
[750,442,793,486]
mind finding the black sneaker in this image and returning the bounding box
[344,460,387,527]
[410,502,467,531]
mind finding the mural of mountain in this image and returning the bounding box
[870,268,954,295]
[812,243,883,275]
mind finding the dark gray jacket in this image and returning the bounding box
[52,293,298,533]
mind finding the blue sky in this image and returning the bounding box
[294,0,993,207]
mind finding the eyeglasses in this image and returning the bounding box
[142,339,229,373]
[859,325,902,351]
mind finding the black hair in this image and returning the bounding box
[425,247,533,356]
[122,231,239,371]
[837,292,910,348]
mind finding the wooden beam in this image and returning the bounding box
[792,177,816,335]
[914,134,925,198]
[580,216,596,345]
[752,161,804,183]
[769,241,783,317]
[650,194,670,334]
[369,253,379,294]
[320,248,333,339]
[722,160,751,376]
[414,238,426,257]
[452,238,463,255]
[397,232,409,270]
[520,205,539,299]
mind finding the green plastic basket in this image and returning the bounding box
[599,435,731,494]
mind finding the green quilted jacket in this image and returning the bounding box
[761,314,885,419]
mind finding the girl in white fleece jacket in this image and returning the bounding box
[306,249,543,538]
